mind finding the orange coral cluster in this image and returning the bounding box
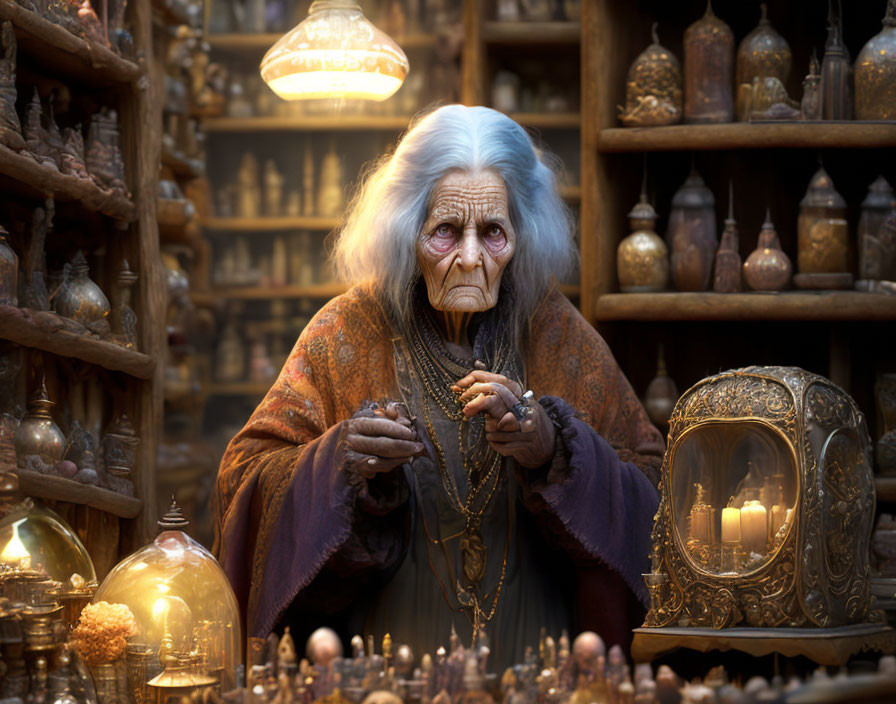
[70,601,137,665]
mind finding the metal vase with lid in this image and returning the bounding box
[13,381,65,470]
[743,209,792,292]
[620,23,682,127]
[795,166,851,289]
[617,178,668,292]
[855,0,896,120]
[858,176,896,285]
[736,3,791,121]
[51,251,111,325]
[666,167,717,291]
[684,0,734,124]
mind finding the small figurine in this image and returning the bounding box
[743,209,792,292]
[713,182,742,292]
[617,173,668,292]
[111,259,138,348]
[238,152,262,219]
[820,0,852,120]
[0,22,24,151]
[684,1,734,124]
[620,23,682,127]
[264,159,284,217]
[795,165,850,289]
[666,166,717,291]
[77,0,106,45]
[85,108,129,196]
[858,176,896,286]
[856,0,896,120]
[317,142,344,217]
[736,4,791,121]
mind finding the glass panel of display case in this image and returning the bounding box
[671,421,798,577]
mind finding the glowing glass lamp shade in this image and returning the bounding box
[91,503,241,695]
[0,500,97,594]
[260,0,409,101]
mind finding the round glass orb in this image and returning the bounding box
[92,525,241,694]
[0,500,97,604]
[260,1,409,101]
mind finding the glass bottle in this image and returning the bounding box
[858,176,896,284]
[0,224,17,306]
[684,0,734,124]
[713,182,742,293]
[743,209,792,292]
[855,0,896,120]
[666,167,717,291]
[795,166,850,289]
[620,23,682,127]
[736,3,791,121]
[820,0,852,120]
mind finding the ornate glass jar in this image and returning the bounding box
[796,167,850,289]
[666,168,717,292]
[620,23,682,127]
[617,188,668,292]
[684,0,734,124]
[14,382,66,471]
[90,502,241,704]
[858,176,896,284]
[855,0,896,120]
[0,224,17,306]
[52,251,111,325]
[736,4,791,121]
[641,366,876,633]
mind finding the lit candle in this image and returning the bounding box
[721,507,741,543]
[770,505,786,540]
[741,500,768,555]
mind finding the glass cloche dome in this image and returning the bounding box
[90,500,241,700]
[0,499,97,606]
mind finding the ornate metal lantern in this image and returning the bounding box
[641,366,877,635]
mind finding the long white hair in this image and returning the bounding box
[331,104,577,327]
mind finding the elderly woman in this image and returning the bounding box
[214,105,663,667]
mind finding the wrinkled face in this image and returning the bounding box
[417,170,515,313]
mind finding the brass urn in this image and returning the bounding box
[743,209,792,292]
[855,0,896,120]
[736,4,791,121]
[684,0,734,124]
[617,182,668,292]
[13,381,66,470]
[52,251,111,325]
[620,23,682,127]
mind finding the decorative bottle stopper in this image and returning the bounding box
[617,170,668,292]
[713,181,743,293]
[619,23,682,127]
[820,0,852,120]
[858,176,896,285]
[855,0,896,120]
[0,224,17,306]
[666,165,717,291]
[795,165,851,289]
[743,209,792,292]
[644,345,678,430]
[736,4,792,121]
[684,0,734,124]
[158,497,189,532]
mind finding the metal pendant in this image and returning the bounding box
[461,528,487,585]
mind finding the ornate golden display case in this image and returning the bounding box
[643,366,877,631]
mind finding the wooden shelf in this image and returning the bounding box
[510,112,580,129]
[877,478,896,503]
[0,0,140,86]
[205,381,272,396]
[598,122,896,153]
[482,21,580,45]
[0,143,136,221]
[192,283,347,304]
[161,143,204,179]
[16,470,142,518]
[206,32,437,52]
[559,184,581,202]
[0,305,155,378]
[593,292,896,322]
[204,115,413,132]
[558,283,580,298]
[203,216,341,232]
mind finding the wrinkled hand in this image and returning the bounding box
[453,370,556,469]
[344,402,425,479]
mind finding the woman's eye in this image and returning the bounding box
[485,224,504,239]
[434,223,455,239]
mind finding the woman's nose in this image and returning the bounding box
[457,228,482,270]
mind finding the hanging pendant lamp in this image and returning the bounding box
[260,1,409,101]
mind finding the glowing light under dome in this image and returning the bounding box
[260,0,409,102]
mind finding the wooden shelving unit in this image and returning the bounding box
[481,21,581,45]
[203,216,342,232]
[0,0,140,86]
[204,115,415,132]
[594,292,896,322]
[16,470,142,518]
[206,31,438,52]
[877,478,896,503]
[598,123,896,153]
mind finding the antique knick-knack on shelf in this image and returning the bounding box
[14,380,66,471]
[820,0,852,120]
[85,108,128,196]
[684,0,734,124]
[795,165,851,289]
[52,251,112,331]
[617,174,668,292]
[855,0,896,120]
[858,176,896,287]
[743,209,792,292]
[238,152,261,219]
[713,182,742,293]
[0,22,24,151]
[61,125,89,179]
[644,346,678,431]
[801,53,822,120]
[666,166,717,291]
[303,139,315,215]
[111,259,138,349]
[0,225,17,306]
[736,4,791,121]
[24,90,57,169]
[317,142,344,218]
[619,23,682,127]
[21,200,52,312]
[264,159,284,217]
[877,374,896,476]
[102,412,139,480]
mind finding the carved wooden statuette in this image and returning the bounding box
[0,22,24,151]
[743,209,792,292]
[619,23,682,127]
[858,176,896,287]
[713,182,742,293]
[684,0,734,124]
[821,0,852,120]
[795,166,851,289]
[666,167,717,291]
[856,0,896,120]
[736,4,791,121]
